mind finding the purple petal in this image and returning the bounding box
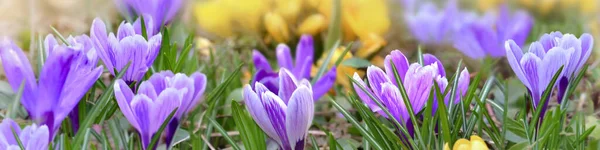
[0,38,38,114]
[528,42,546,58]
[138,81,158,99]
[153,88,183,133]
[292,56,313,80]
[190,72,207,111]
[519,53,542,105]
[505,40,529,88]
[352,73,382,114]
[55,66,102,124]
[380,82,409,123]
[276,44,294,70]
[366,66,391,100]
[453,23,487,59]
[133,14,156,36]
[252,69,279,93]
[423,53,445,77]
[36,46,76,118]
[166,74,195,117]
[145,34,162,67]
[312,67,336,101]
[119,35,149,82]
[114,79,139,130]
[285,85,314,149]
[130,94,153,147]
[44,34,58,55]
[576,33,593,73]
[243,85,279,142]
[147,71,173,94]
[261,91,289,148]
[404,63,437,112]
[278,69,298,104]
[454,68,470,103]
[20,124,49,150]
[253,50,273,72]
[540,48,570,94]
[117,22,136,40]
[383,50,409,84]
[0,119,21,145]
[295,35,314,70]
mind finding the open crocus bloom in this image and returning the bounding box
[352,50,469,134]
[0,37,103,138]
[118,0,183,32]
[244,69,314,150]
[90,18,162,84]
[404,0,459,45]
[0,119,50,150]
[536,32,593,102]
[505,39,572,114]
[252,35,336,101]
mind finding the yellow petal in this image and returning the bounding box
[444,143,451,150]
[298,14,327,35]
[453,139,472,150]
[470,136,489,150]
[356,33,386,58]
[275,0,302,24]
[264,12,291,43]
[193,1,234,37]
[227,0,268,33]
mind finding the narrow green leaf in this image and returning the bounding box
[50,26,70,46]
[81,128,92,150]
[310,135,319,150]
[328,96,384,150]
[324,0,341,51]
[11,125,25,150]
[208,117,241,150]
[231,102,265,150]
[7,81,25,119]
[140,16,148,40]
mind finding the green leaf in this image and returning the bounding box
[328,96,384,150]
[231,101,266,150]
[6,81,24,119]
[324,0,341,51]
[11,125,25,150]
[140,16,148,40]
[508,142,530,150]
[50,26,70,46]
[208,117,241,150]
[310,135,319,150]
[81,128,92,150]
[341,57,371,68]
[148,108,179,150]
[72,62,131,148]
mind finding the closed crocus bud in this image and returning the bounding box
[264,12,291,43]
[297,14,327,35]
[275,0,302,24]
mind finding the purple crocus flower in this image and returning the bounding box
[114,76,187,149]
[352,50,469,133]
[244,69,314,150]
[0,37,103,139]
[145,71,207,147]
[0,119,49,149]
[404,0,459,45]
[118,0,183,32]
[535,32,593,102]
[252,35,336,101]
[454,6,533,59]
[90,18,162,84]
[505,39,572,115]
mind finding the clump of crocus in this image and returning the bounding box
[535,32,593,102]
[114,71,206,149]
[117,0,183,32]
[253,35,336,101]
[454,5,533,59]
[443,135,489,150]
[244,69,314,150]
[0,119,50,149]
[90,18,162,84]
[404,0,459,45]
[0,36,103,138]
[145,71,207,146]
[352,50,469,134]
[505,37,573,115]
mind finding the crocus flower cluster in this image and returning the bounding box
[244,69,314,150]
[352,50,469,133]
[145,71,207,146]
[0,36,103,138]
[91,18,162,84]
[454,6,533,59]
[114,71,206,149]
[505,32,593,113]
[252,35,336,101]
[404,0,459,45]
[117,0,183,32]
[0,119,49,149]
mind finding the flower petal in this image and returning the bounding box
[519,53,542,105]
[423,53,445,77]
[117,22,136,40]
[153,88,184,133]
[312,67,336,101]
[295,35,314,71]
[21,124,49,150]
[505,40,529,88]
[276,44,294,70]
[285,85,314,149]
[383,50,409,84]
[278,69,298,104]
[114,79,139,130]
[260,91,289,148]
[243,85,279,143]
[352,73,382,114]
[252,50,273,72]
[366,66,391,100]
[0,38,38,114]
[380,82,409,123]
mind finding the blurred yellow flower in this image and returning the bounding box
[298,14,328,35]
[317,0,390,57]
[478,0,503,11]
[264,12,291,43]
[519,0,597,16]
[444,135,489,150]
[274,0,302,24]
[193,0,268,37]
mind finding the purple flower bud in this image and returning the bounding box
[0,119,49,149]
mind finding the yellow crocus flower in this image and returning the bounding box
[444,135,489,150]
[193,0,268,37]
[264,12,291,43]
[313,46,363,91]
[275,0,303,24]
[298,14,328,35]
